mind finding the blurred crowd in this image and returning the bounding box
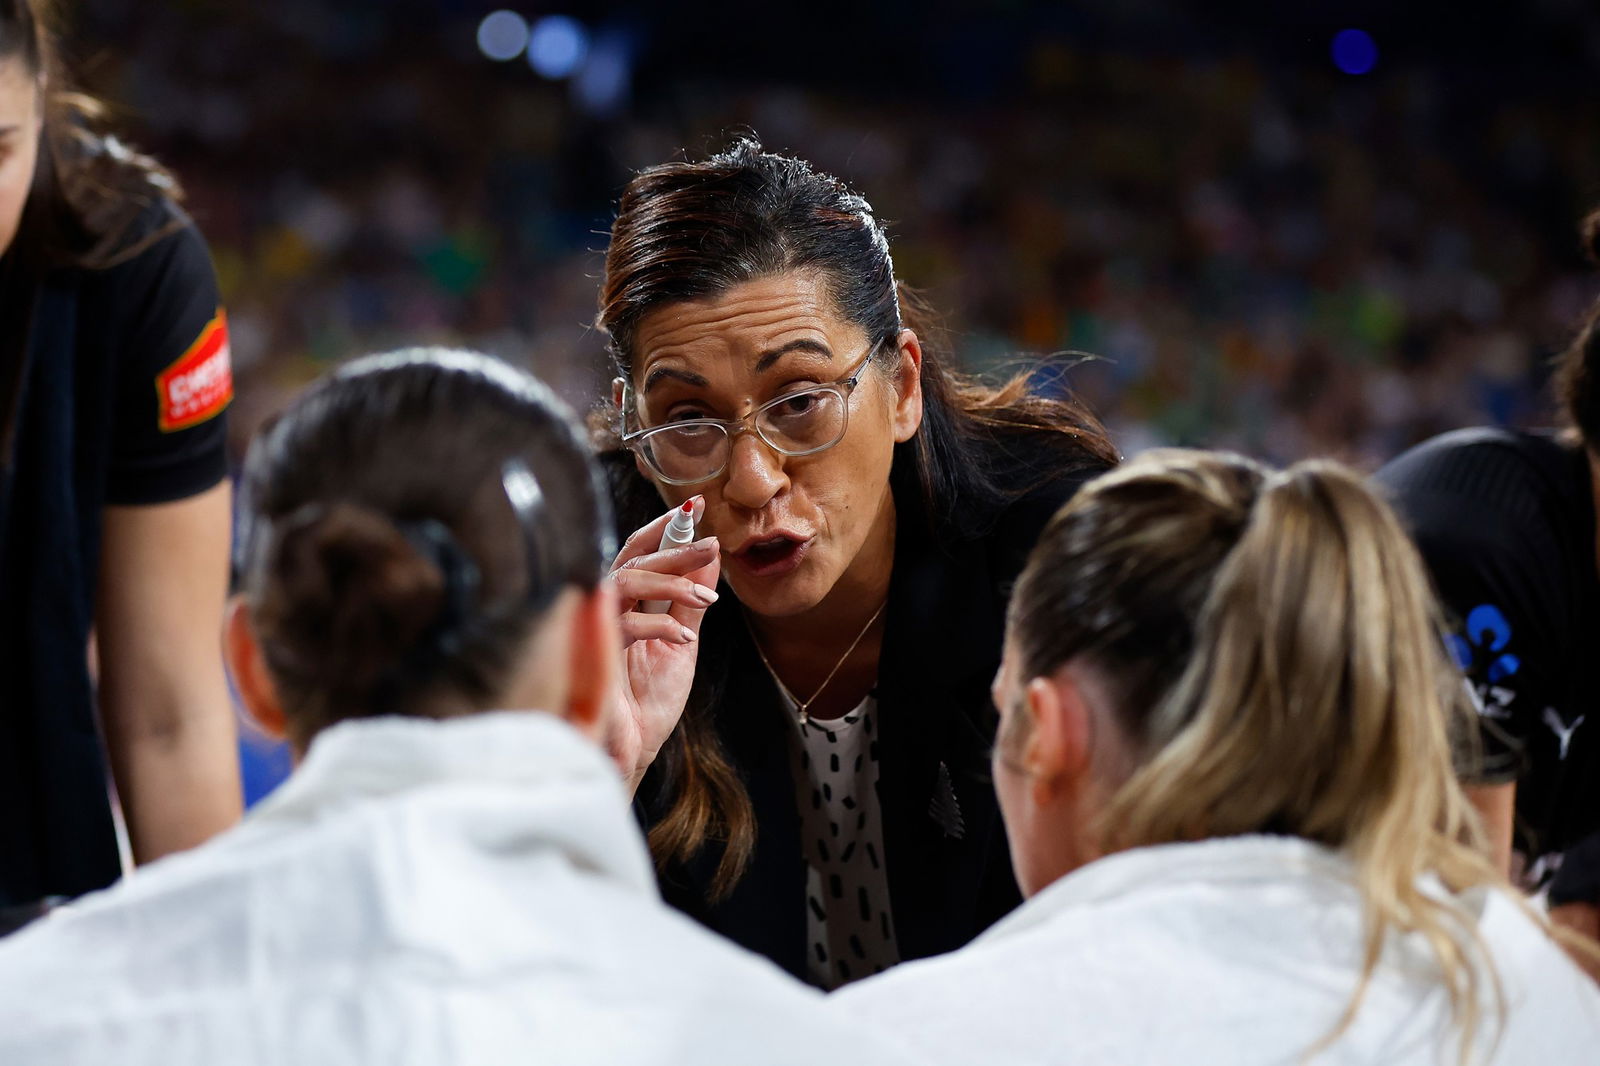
[71,0,1600,470]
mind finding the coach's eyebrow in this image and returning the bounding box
[641,338,833,393]
[753,338,833,374]
[643,365,712,393]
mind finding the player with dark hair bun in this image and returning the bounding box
[228,348,621,748]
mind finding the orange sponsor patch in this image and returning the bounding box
[156,309,233,433]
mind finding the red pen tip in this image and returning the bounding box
[681,500,694,513]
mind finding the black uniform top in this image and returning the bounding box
[0,197,232,906]
[637,467,1091,984]
[1376,428,1600,893]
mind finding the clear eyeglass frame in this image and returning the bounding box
[618,345,878,486]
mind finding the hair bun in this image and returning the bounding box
[261,502,447,693]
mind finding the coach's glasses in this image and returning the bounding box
[619,346,876,486]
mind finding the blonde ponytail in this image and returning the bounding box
[1007,450,1556,1063]
[1108,461,1497,1060]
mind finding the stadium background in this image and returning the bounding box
[65,0,1600,802]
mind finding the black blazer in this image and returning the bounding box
[640,473,1087,982]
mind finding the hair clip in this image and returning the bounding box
[396,518,480,657]
[502,457,560,612]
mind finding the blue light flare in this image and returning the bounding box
[477,10,530,62]
[527,16,589,80]
[1331,29,1378,76]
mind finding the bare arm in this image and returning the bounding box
[96,482,241,862]
[1466,780,1516,878]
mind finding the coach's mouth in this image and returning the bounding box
[729,533,811,579]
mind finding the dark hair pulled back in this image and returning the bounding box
[593,137,1119,897]
[236,349,613,748]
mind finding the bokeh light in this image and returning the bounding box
[527,15,589,80]
[476,10,529,62]
[574,33,632,116]
[1331,29,1378,75]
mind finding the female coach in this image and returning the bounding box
[595,138,1119,987]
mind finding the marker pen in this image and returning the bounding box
[640,499,698,614]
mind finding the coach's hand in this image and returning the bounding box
[605,497,720,794]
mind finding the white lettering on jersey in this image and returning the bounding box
[1543,707,1585,761]
[1474,683,1515,720]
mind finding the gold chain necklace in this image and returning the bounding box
[751,600,888,727]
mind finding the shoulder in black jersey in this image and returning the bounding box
[1377,428,1600,892]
